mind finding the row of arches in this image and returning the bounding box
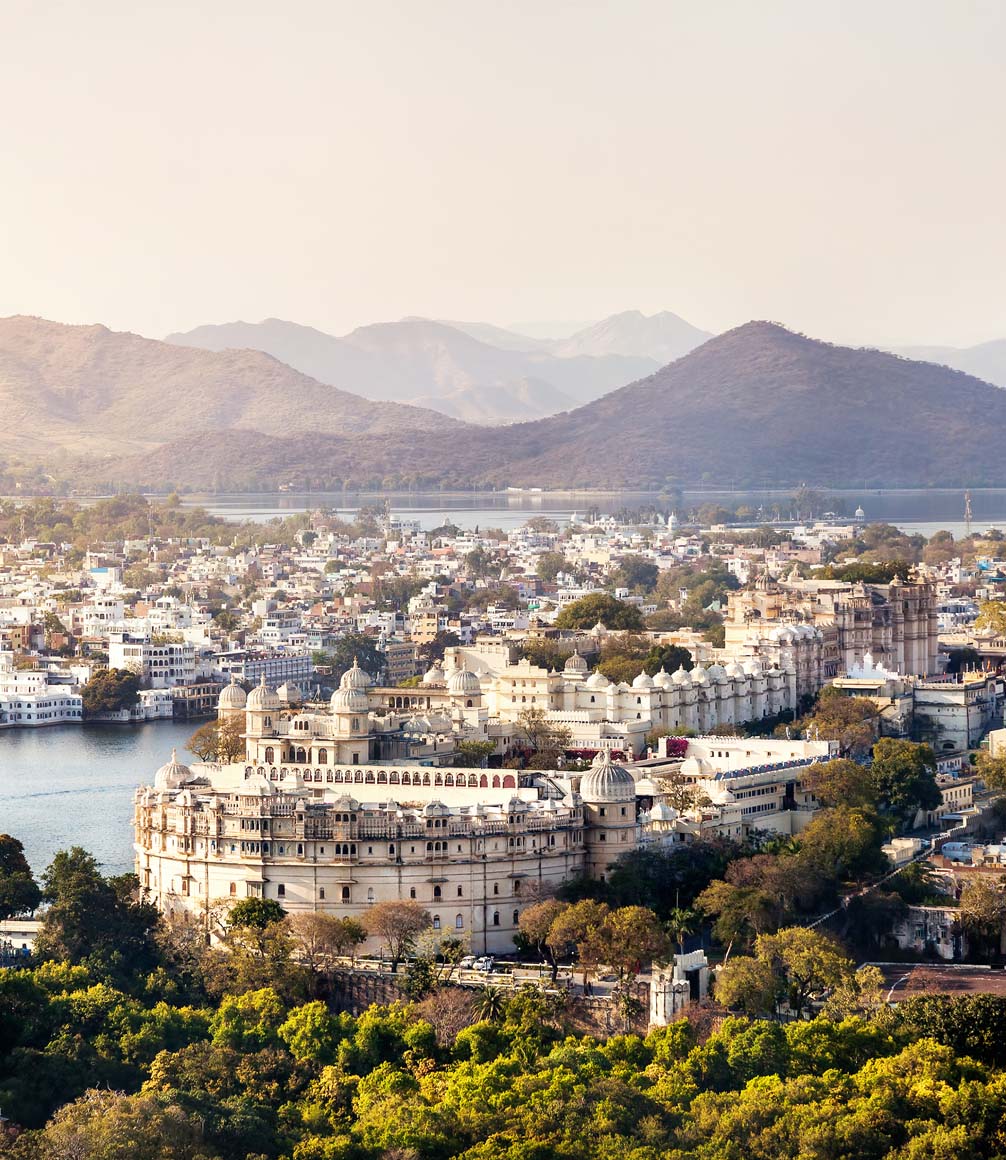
[252,766,518,790]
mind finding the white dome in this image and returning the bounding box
[671,666,692,686]
[247,677,281,711]
[447,662,481,696]
[649,802,678,822]
[585,670,610,690]
[331,686,369,714]
[564,650,589,675]
[653,667,674,689]
[690,664,709,685]
[579,750,636,803]
[340,658,373,690]
[154,748,192,791]
[277,681,302,704]
[706,663,727,683]
[743,659,763,677]
[680,755,712,777]
[632,671,655,690]
[725,660,746,679]
[422,662,445,686]
[218,675,246,710]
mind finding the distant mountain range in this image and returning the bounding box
[165,310,709,424]
[891,338,1006,388]
[72,320,1006,493]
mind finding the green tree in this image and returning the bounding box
[455,739,496,767]
[315,633,384,684]
[0,833,41,921]
[518,899,569,980]
[958,875,1006,957]
[80,668,140,716]
[554,593,645,631]
[975,600,1006,636]
[612,554,659,593]
[803,758,878,809]
[536,551,568,582]
[515,707,571,768]
[228,898,287,930]
[869,738,940,825]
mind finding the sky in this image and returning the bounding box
[1,0,1003,347]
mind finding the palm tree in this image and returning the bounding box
[473,985,506,1023]
[666,907,699,956]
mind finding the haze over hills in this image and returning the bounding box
[85,322,1006,493]
[551,310,713,362]
[166,316,659,424]
[892,338,1006,389]
[0,315,453,460]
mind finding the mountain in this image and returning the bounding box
[166,317,657,423]
[892,339,1006,388]
[0,315,452,459]
[436,320,551,352]
[88,322,1006,492]
[553,310,713,362]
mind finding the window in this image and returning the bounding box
[433,885,442,899]
[341,886,351,902]
[433,915,441,930]
[277,884,285,897]
[457,885,463,897]
[493,911,500,926]
[410,887,416,899]
[493,882,499,895]
[229,882,236,896]
[319,888,325,900]
[455,914,463,929]
[367,888,375,903]
[513,910,519,924]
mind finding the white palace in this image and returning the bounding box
[134,657,839,953]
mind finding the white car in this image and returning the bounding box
[473,955,495,972]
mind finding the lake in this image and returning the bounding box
[0,720,197,877]
[179,487,1006,539]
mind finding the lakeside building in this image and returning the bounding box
[134,668,834,951]
[0,655,82,726]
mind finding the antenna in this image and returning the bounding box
[965,490,973,539]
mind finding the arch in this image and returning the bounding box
[468,774,479,787]
[390,771,400,784]
[444,773,454,786]
[435,773,443,786]
[354,771,364,783]
[502,775,516,789]
[433,884,442,899]
[365,771,375,783]
[455,913,463,929]
[433,915,441,930]
[402,773,412,785]
[317,749,328,765]
[422,773,431,786]
[264,747,275,764]
[492,911,500,926]
[466,699,473,708]
[480,774,488,788]
[377,771,388,784]
[492,775,501,789]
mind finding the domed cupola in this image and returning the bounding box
[154,748,192,791]
[331,686,370,714]
[585,669,610,691]
[247,676,281,712]
[653,667,674,689]
[578,749,636,803]
[447,659,481,696]
[422,661,445,687]
[706,663,727,684]
[340,657,373,690]
[631,671,655,690]
[671,666,692,686]
[690,664,709,685]
[218,674,247,712]
[564,649,589,676]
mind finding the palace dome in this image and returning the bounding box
[653,667,674,689]
[564,650,589,675]
[578,750,635,803]
[331,686,369,714]
[422,662,445,686]
[706,663,727,683]
[154,748,192,791]
[631,671,655,690]
[247,677,281,711]
[218,675,247,711]
[671,666,692,685]
[447,663,481,696]
[585,670,610,690]
[690,664,709,685]
[340,658,372,690]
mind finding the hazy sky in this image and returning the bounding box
[1,0,1003,346]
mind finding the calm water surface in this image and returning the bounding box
[0,720,196,877]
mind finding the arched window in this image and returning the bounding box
[317,749,328,764]
[433,915,441,930]
[229,882,236,896]
[493,882,499,895]
[492,776,501,789]
[434,885,442,899]
[513,910,519,925]
[341,886,351,902]
[264,747,274,764]
[410,887,416,898]
[367,887,375,902]
[455,914,463,929]
[502,775,516,789]
[493,911,500,926]
[480,775,488,788]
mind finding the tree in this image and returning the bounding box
[975,600,1006,637]
[869,738,940,825]
[27,1089,220,1160]
[554,593,645,631]
[546,899,610,985]
[976,751,1006,792]
[455,739,496,767]
[287,912,366,974]
[418,630,461,664]
[666,906,699,955]
[0,833,41,921]
[803,758,877,809]
[594,906,669,984]
[80,668,140,716]
[185,716,245,764]
[754,927,855,1018]
[518,899,569,980]
[228,897,287,930]
[365,900,431,970]
[316,633,384,684]
[958,876,1006,957]
[612,555,659,593]
[515,707,571,768]
[536,551,568,582]
[714,955,779,1015]
[796,686,879,756]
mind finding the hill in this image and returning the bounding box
[85,322,1006,492]
[553,309,713,362]
[166,317,656,424]
[0,315,452,459]
[893,338,1006,388]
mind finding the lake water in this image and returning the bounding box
[0,720,196,877]
[180,487,1006,539]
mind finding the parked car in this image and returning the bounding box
[458,955,477,970]
[473,955,495,972]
